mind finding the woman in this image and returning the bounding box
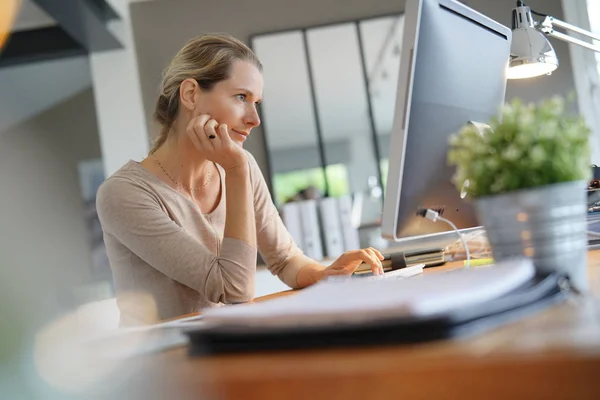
[96,33,384,325]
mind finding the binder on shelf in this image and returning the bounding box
[337,195,360,252]
[298,199,324,260]
[282,202,304,250]
[318,197,345,259]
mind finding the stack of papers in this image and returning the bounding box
[202,259,535,329]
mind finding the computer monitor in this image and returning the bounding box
[381,0,512,246]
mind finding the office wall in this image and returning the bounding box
[130,0,577,180]
[0,88,103,321]
[0,56,92,135]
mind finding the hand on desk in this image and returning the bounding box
[324,248,385,277]
[297,247,385,287]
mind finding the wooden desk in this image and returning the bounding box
[119,252,600,400]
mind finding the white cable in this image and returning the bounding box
[424,209,471,268]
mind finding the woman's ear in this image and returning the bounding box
[179,78,198,112]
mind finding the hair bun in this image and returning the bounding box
[154,95,172,125]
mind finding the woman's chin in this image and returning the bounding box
[229,131,247,146]
[231,136,245,147]
[229,131,247,143]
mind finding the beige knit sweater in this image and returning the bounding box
[96,153,311,325]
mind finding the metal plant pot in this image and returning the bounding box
[474,180,588,291]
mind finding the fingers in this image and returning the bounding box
[368,247,385,275]
[188,114,212,151]
[326,247,385,277]
[370,248,385,275]
[196,119,216,150]
[359,248,383,275]
[371,247,385,261]
[193,117,228,152]
[217,123,233,145]
[204,119,219,140]
[203,119,233,148]
[182,115,248,170]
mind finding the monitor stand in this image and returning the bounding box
[386,226,482,254]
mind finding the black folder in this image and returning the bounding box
[185,272,569,356]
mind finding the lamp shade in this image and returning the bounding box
[1,0,21,51]
[507,4,558,79]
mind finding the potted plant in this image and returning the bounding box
[448,96,592,291]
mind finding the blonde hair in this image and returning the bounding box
[150,33,262,154]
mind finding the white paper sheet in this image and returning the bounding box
[202,259,535,328]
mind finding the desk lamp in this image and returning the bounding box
[508,0,600,79]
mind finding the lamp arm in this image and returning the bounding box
[546,17,600,42]
[545,30,600,54]
[538,16,600,54]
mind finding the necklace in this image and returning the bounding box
[153,156,212,192]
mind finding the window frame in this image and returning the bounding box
[561,0,600,165]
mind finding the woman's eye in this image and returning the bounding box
[237,94,246,101]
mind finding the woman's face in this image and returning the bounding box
[191,59,263,146]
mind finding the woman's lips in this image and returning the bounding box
[231,129,248,141]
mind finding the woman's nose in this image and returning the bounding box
[245,108,261,127]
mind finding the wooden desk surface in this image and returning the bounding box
[122,252,600,400]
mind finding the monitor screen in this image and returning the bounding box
[382,0,512,246]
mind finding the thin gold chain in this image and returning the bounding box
[153,156,211,191]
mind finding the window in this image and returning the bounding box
[587,0,600,76]
[560,0,600,165]
[252,15,403,217]
[273,164,350,205]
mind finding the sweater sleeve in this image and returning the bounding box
[246,152,314,288]
[96,176,257,304]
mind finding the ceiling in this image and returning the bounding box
[1,0,123,68]
[0,0,126,134]
[11,0,56,32]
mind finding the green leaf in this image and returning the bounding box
[447,96,592,197]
